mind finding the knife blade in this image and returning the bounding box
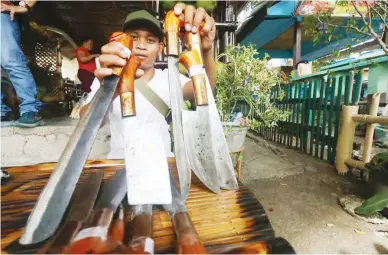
[37,172,104,254]
[66,168,128,254]
[19,32,132,245]
[165,10,192,201]
[180,50,220,194]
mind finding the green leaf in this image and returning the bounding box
[354,191,388,216]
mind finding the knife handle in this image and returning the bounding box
[184,27,204,65]
[108,32,133,76]
[179,50,208,106]
[65,208,114,254]
[126,214,154,254]
[172,212,206,254]
[108,205,125,243]
[118,54,141,117]
[164,10,184,56]
[36,221,83,254]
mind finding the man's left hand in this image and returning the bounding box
[173,2,216,54]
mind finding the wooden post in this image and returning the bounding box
[335,105,359,175]
[363,93,380,163]
[293,19,302,69]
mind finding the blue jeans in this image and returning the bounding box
[1,13,42,117]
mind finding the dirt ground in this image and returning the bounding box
[239,132,388,254]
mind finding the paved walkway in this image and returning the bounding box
[241,132,388,254]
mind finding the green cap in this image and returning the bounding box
[123,10,163,40]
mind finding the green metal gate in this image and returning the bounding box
[257,55,388,163]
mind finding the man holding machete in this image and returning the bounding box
[81,3,216,159]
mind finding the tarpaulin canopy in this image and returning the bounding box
[239,0,385,61]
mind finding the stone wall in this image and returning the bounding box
[1,118,110,167]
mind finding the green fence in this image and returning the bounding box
[257,55,388,163]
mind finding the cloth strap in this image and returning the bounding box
[135,79,172,124]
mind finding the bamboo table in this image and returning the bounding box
[1,158,295,254]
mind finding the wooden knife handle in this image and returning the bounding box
[184,28,204,65]
[108,32,133,76]
[164,10,184,56]
[126,214,154,254]
[65,208,114,254]
[118,55,141,117]
[179,50,208,106]
[108,205,125,243]
[172,212,206,254]
[36,221,83,254]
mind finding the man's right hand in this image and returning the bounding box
[94,41,144,84]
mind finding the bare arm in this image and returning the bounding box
[76,50,98,64]
[0,0,37,20]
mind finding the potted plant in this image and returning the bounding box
[215,44,290,152]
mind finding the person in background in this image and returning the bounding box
[74,37,99,93]
[1,0,44,127]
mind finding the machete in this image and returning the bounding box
[120,53,171,205]
[165,10,191,201]
[37,172,104,254]
[184,31,238,191]
[66,168,128,254]
[19,32,131,245]
[180,49,220,194]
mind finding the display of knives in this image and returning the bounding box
[19,32,132,245]
[37,172,104,254]
[66,168,128,254]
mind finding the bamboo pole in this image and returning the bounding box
[362,93,380,163]
[345,158,366,170]
[335,105,359,174]
[352,115,388,124]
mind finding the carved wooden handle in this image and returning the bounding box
[108,32,133,76]
[173,212,206,254]
[126,214,154,254]
[179,50,208,106]
[164,10,184,56]
[118,55,141,117]
[184,26,204,65]
[64,208,114,254]
[108,205,125,243]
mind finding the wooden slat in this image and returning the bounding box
[2,159,294,254]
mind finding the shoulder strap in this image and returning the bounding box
[134,79,172,124]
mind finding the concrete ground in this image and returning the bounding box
[240,132,388,254]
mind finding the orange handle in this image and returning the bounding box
[173,212,207,254]
[185,31,203,64]
[164,10,184,56]
[179,50,208,106]
[126,214,153,254]
[108,205,125,243]
[108,32,133,76]
[65,208,114,254]
[118,55,141,117]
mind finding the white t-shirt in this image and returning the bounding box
[86,68,190,159]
